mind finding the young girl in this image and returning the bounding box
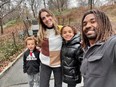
[60,25,83,87]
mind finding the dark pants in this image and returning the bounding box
[68,83,76,87]
[40,63,62,87]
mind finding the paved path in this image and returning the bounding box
[0,56,83,87]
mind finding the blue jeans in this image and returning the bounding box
[40,63,62,87]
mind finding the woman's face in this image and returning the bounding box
[40,11,54,28]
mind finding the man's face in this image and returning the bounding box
[82,14,98,40]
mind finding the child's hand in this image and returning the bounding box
[23,69,27,73]
[36,46,41,52]
[80,40,84,48]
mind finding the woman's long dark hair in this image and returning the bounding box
[81,9,114,48]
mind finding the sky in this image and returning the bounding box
[68,0,78,8]
[68,0,108,8]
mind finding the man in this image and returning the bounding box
[80,9,116,87]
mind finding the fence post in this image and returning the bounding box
[12,32,17,48]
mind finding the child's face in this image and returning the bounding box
[26,40,36,51]
[62,26,74,41]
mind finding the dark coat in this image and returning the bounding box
[23,48,40,75]
[80,35,116,87]
[61,33,83,84]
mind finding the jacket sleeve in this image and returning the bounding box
[37,52,41,66]
[35,49,41,66]
[75,46,84,64]
[23,53,27,73]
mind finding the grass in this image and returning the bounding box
[0,39,24,61]
[3,20,17,28]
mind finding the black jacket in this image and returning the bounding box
[61,33,83,84]
[23,48,40,75]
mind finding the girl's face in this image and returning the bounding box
[62,26,74,41]
[26,40,36,51]
[40,11,54,28]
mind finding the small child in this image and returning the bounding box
[60,25,83,87]
[23,36,40,87]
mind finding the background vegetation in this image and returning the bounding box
[0,0,116,72]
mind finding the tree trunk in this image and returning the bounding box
[32,7,36,18]
[23,20,29,37]
[0,18,3,34]
[43,0,46,8]
[88,0,93,10]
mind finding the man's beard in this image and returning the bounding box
[85,27,97,40]
[87,33,97,40]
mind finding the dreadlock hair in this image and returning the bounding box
[37,8,60,46]
[81,9,114,48]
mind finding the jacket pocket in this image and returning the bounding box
[88,55,105,77]
[88,55,103,62]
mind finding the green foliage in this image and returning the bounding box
[5,20,17,27]
[0,41,24,61]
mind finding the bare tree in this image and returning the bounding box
[94,0,102,6]
[76,0,88,7]
[88,0,94,9]
[20,2,31,37]
[43,0,46,8]
[0,0,10,34]
[27,0,42,18]
[48,0,68,13]
[105,0,116,5]
[0,0,23,34]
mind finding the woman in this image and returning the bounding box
[37,8,62,87]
